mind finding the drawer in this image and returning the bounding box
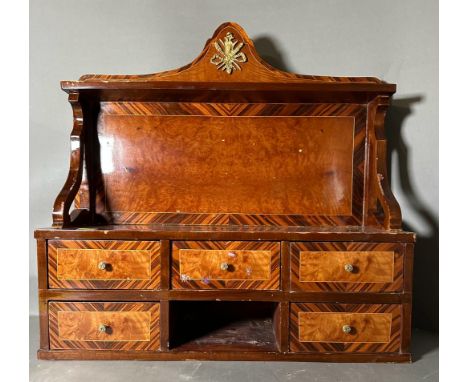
[49,302,160,350]
[290,303,401,353]
[290,242,404,292]
[172,241,280,290]
[48,240,160,289]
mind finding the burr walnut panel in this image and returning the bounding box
[299,251,394,283]
[48,240,160,289]
[298,312,392,343]
[57,249,151,280]
[172,241,280,290]
[95,105,363,226]
[58,311,151,341]
[291,242,404,293]
[179,249,272,280]
[49,302,160,351]
[290,303,401,353]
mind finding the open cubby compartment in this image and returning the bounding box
[169,301,280,352]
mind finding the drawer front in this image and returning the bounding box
[49,302,160,350]
[172,241,280,290]
[48,240,160,289]
[291,242,404,292]
[290,303,401,353]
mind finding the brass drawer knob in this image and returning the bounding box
[98,324,109,333]
[342,325,352,334]
[220,262,229,271]
[344,263,354,273]
[98,261,108,270]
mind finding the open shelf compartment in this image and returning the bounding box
[169,301,280,352]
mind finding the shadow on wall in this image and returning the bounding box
[254,37,439,333]
[386,98,439,333]
[253,36,291,71]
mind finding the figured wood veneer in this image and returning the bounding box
[179,249,272,281]
[89,102,365,226]
[57,249,151,280]
[299,251,394,283]
[172,241,280,290]
[290,303,401,353]
[48,240,160,289]
[291,242,404,293]
[49,302,160,351]
[57,311,151,341]
[99,114,355,217]
[298,312,392,343]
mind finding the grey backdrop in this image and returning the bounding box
[30,0,438,331]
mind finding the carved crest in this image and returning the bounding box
[210,32,247,74]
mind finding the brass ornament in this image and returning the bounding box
[210,32,247,74]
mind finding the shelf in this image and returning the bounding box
[169,301,279,352]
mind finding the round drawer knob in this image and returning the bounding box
[344,263,354,273]
[98,324,109,333]
[220,262,229,271]
[98,261,108,270]
[342,325,353,334]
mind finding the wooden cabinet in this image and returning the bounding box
[35,22,415,362]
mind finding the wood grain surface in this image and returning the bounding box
[99,114,354,216]
[299,251,394,283]
[49,302,160,351]
[56,249,151,280]
[172,241,280,290]
[291,242,404,292]
[89,102,365,227]
[179,249,272,281]
[48,240,160,289]
[298,312,392,343]
[290,303,401,353]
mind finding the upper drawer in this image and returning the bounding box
[172,241,280,290]
[291,242,404,292]
[48,240,160,289]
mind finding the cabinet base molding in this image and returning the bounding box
[37,350,412,363]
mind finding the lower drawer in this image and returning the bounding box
[49,302,160,351]
[290,303,401,353]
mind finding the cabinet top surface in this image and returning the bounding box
[35,225,415,242]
